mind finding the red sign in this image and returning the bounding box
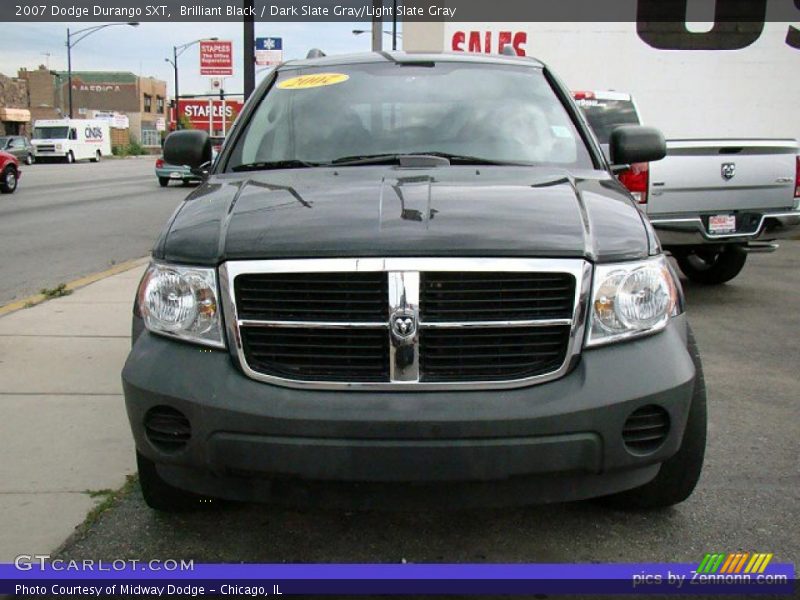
[451,30,527,56]
[175,99,244,130]
[200,40,233,76]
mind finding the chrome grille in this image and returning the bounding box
[421,272,575,321]
[419,326,570,382]
[221,258,589,390]
[235,272,388,322]
[240,326,390,382]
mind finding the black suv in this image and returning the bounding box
[124,52,706,512]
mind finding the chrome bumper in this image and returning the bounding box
[650,210,800,246]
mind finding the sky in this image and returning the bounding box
[0,21,398,97]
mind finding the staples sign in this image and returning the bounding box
[200,40,233,76]
[451,30,527,56]
[178,99,244,128]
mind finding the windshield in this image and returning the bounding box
[226,62,593,170]
[33,127,68,140]
[0,137,9,147]
[574,98,640,144]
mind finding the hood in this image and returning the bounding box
[156,166,651,264]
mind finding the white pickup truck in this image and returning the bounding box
[574,91,800,284]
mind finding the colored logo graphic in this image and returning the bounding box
[697,553,774,575]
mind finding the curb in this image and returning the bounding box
[0,257,149,318]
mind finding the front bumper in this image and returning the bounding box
[122,316,696,507]
[651,209,800,246]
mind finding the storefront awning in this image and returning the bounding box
[0,108,31,122]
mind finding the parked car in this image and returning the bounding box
[155,138,223,187]
[125,52,706,513]
[0,135,34,165]
[574,90,800,284]
[0,151,21,194]
[154,157,199,187]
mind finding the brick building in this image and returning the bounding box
[18,66,168,147]
[0,73,31,136]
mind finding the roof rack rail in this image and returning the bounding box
[306,49,326,59]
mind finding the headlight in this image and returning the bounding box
[136,263,225,348]
[55,144,62,150]
[586,255,682,347]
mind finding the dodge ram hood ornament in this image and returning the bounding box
[391,311,417,340]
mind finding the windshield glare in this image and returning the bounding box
[227,62,593,170]
[33,127,68,140]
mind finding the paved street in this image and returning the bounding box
[49,245,800,568]
[0,158,186,304]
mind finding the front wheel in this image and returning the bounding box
[25,153,34,165]
[65,151,75,164]
[0,166,18,193]
[137,451,208,512]
[598,327,706,509]
[675,246,747,285]
[91,150,101,163]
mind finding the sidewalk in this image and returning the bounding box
[0,261,147,562]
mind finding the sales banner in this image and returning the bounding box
[200,40,233,76]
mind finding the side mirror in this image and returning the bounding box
[164,130,212,171]
[609,125,666,166]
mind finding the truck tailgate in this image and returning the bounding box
[647,139,797,215]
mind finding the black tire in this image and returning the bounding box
[676,246,747,285]
[598,327,706,509]
[65,151,74,164]
[0,166,18,194]
[91,150,101,163]
[25,153,33,165]
[158,177,170,187]
[137,451,208,512]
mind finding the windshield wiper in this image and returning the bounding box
[330,152,527,166]
[231,159,320,172]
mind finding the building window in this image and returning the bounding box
[143,94,152,113]
[156,96,165,114]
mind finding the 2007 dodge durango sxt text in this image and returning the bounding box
[122,52,707,511]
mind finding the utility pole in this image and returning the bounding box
[244,0,255,99]
[392,0,397,50]
[372,0,383,52]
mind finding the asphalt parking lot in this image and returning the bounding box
[51,243,799,569]
[0,158,185,305]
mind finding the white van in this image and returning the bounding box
[31,119,112,163]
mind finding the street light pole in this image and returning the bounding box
[66,22,139,119]
[67,28,73,119]
[167,37,219,130]
[173,46,179,117]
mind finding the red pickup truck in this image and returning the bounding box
[0,150,20,194]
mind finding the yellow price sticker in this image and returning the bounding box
[277,73,350,90]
